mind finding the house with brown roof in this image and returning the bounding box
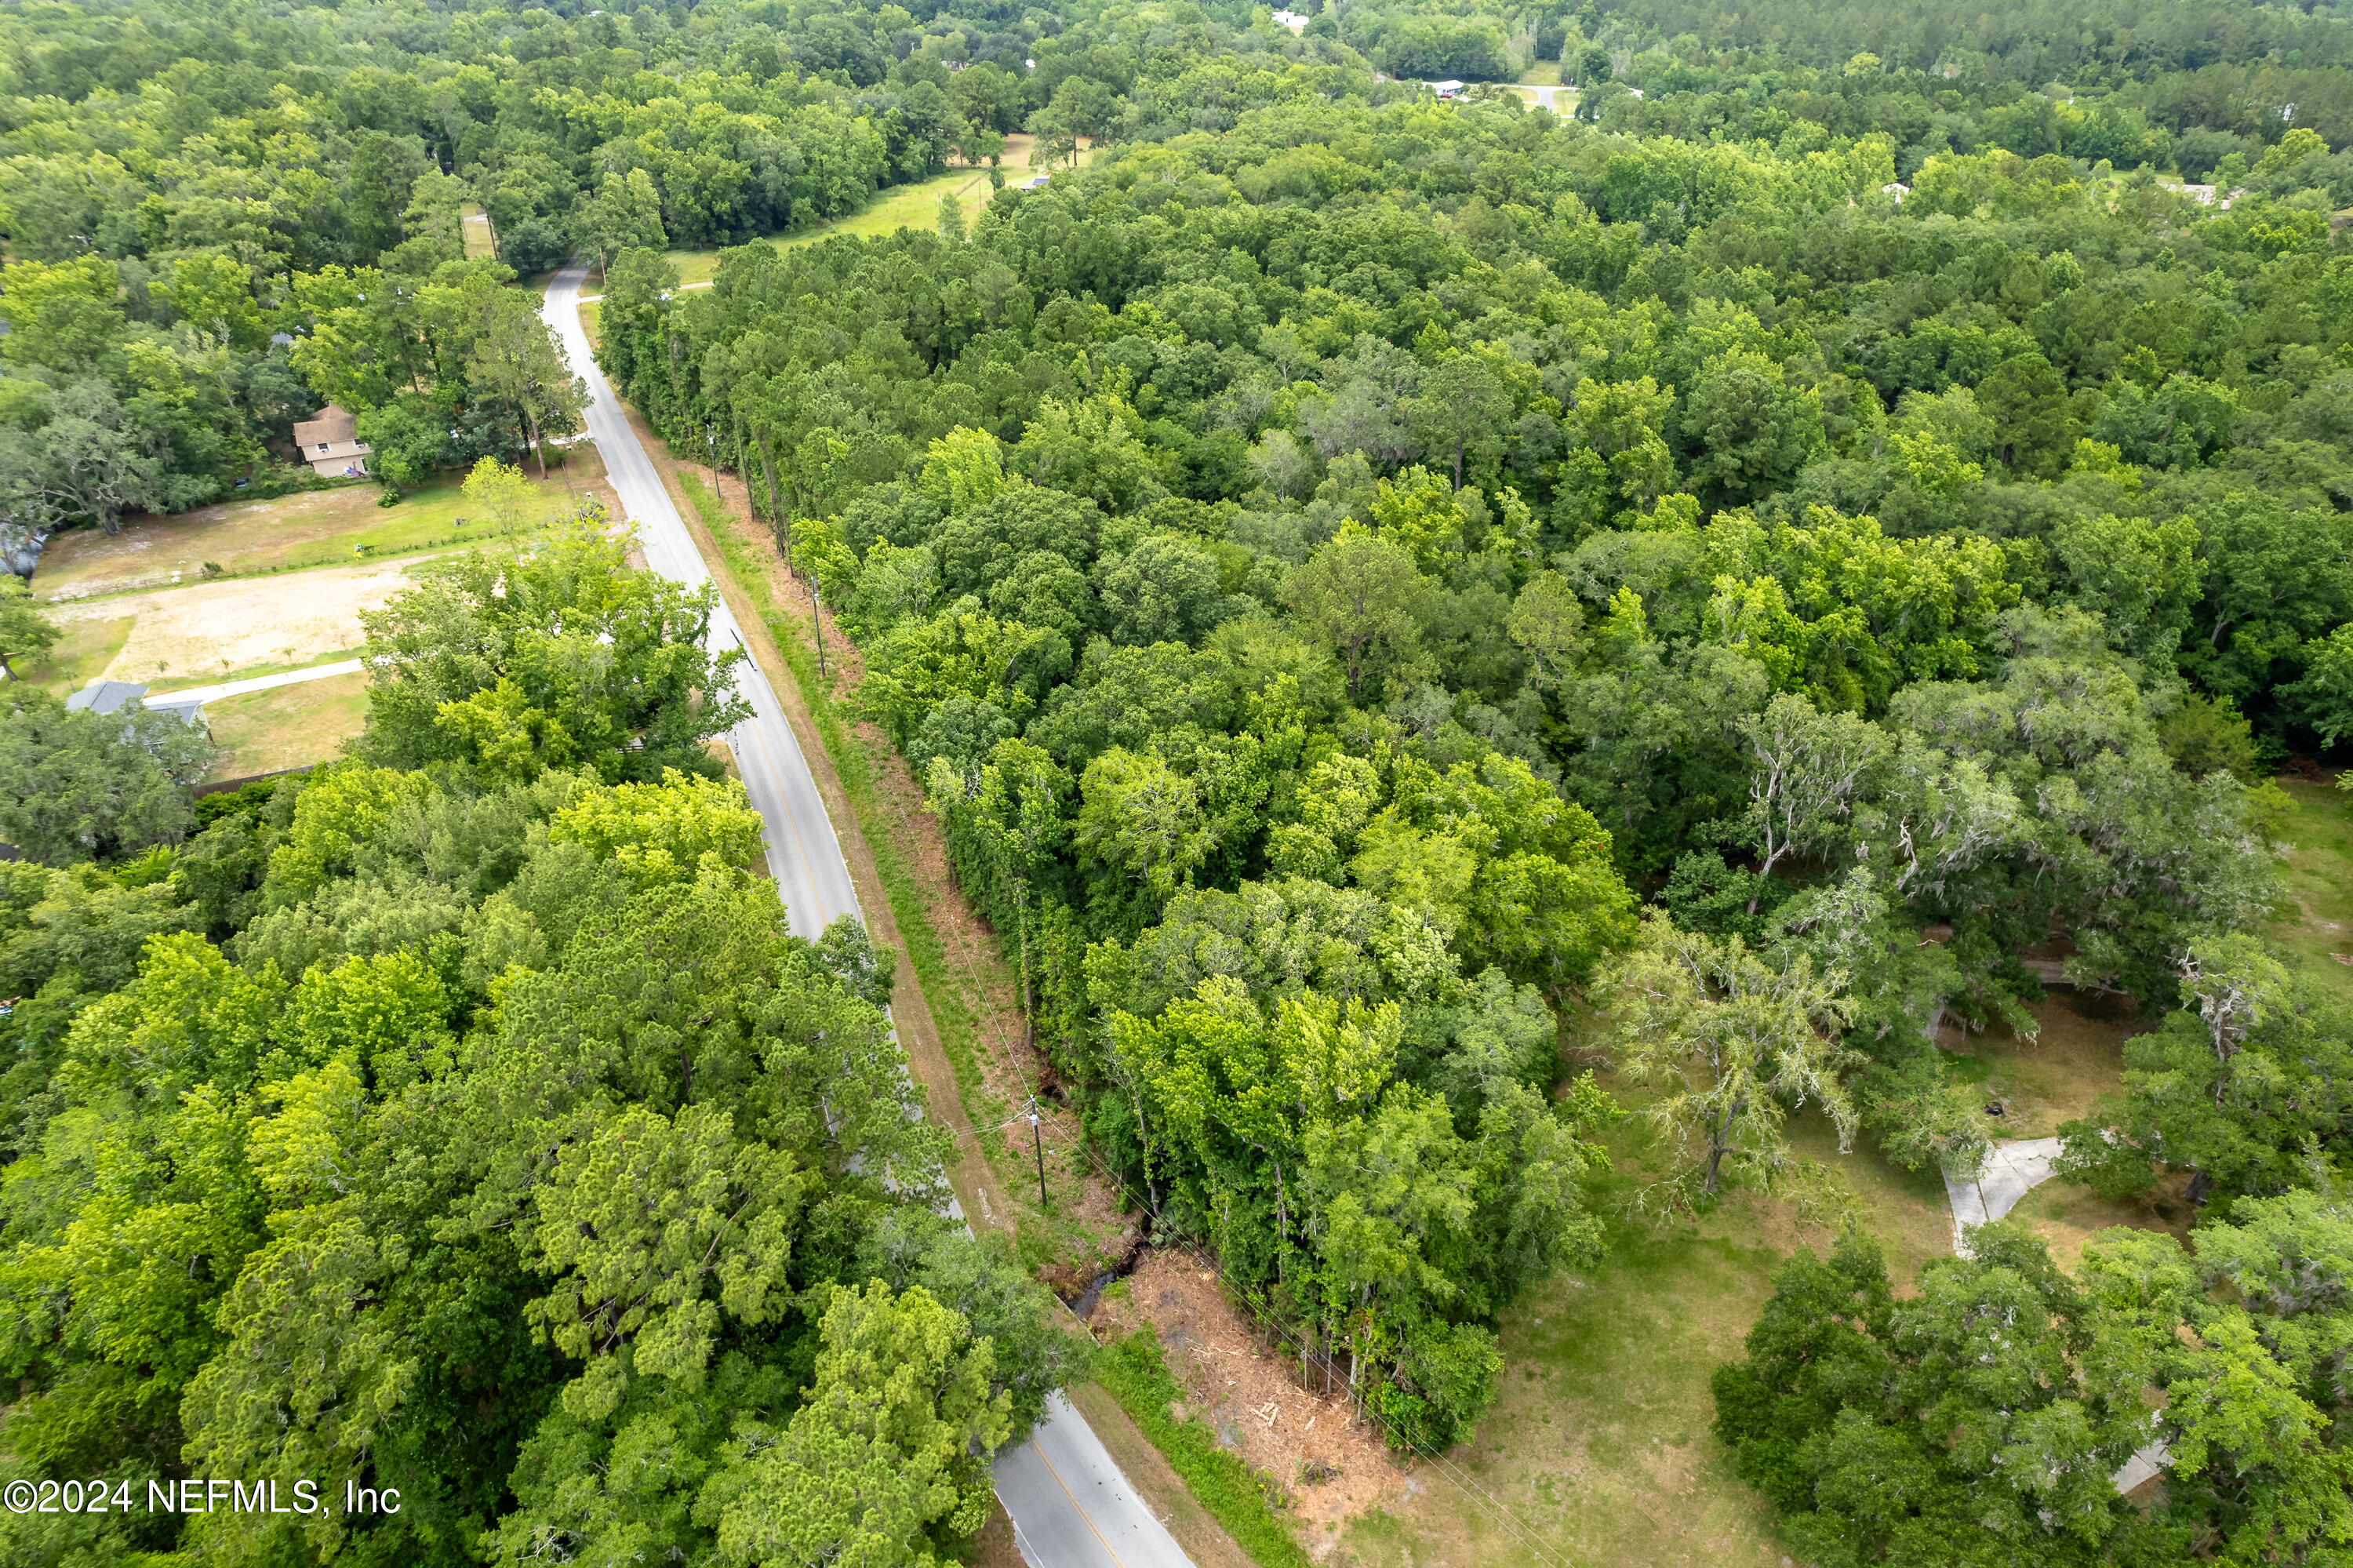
[291,404,373,478]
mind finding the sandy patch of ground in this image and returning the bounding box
[45,557,435,684]
[1091,1250,1409,1545]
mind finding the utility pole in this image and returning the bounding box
[706,423,718,489]
[810,583,827,678]
[1028,1108,1049,1209]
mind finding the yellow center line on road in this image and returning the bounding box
[740,705,831,924]
[1033,1435,1129,1568]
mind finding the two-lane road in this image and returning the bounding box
[543,264,856,938]
[540,264,1194,1568]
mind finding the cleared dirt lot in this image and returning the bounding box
[31,446,613,602]
[42,556,432,685]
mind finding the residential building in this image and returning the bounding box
[68,678,212,741]
[292,403,373,478]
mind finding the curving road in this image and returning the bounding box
[540,264,1193,1568]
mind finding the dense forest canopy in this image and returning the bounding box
[5,0,2353,1563]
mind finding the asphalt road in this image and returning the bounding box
[540,264,1194,1568]
[543,264,858,939]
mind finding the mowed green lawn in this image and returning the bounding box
[202,670,373,781]
[2268,773,2353,1002]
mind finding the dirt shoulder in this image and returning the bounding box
[646,422,1138,1271]
[1089,1249,1409,1548]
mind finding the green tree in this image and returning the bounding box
[525,1102,806,1388]
[2052,511,2200,660]
[714,1281,1011,1567]
[581,169,667,279]
[1738,691,1889,884]
[2291,623,2353,748]
[0,574,60,680]
[547,768,768,888]
[1010,393,1162,514]
[1285,529,1434,703]
[1410,355,1513,492]
[1717,1207,2353,1567]
[917,426,1021,513]
[1504,570,1584,692]
[1681,352,1825,504]
[0,378,178,537]
[1601,912,1857,1196]
[2184,493,2353,703]
[2057,935,2353,1202]
[1076,747,1212,900]
[458,454,541,533]
[1556,375,1677,536]
[1976,352,2074,475]
[1093,532,1229,647]
[356,504,751,783]
[931,738,1070,1044]
[464,288,587,478]
[0,688,215,864]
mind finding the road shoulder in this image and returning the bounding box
[627,406,1013,1233]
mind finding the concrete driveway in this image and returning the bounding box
[1942,1135,2066,1257]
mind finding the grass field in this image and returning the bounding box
[2268,773,2353,1002]
[1937,988,2144,1138]
[1344,985,2142,1568]
[30,446,612,602]
[642,139,1099,291]
[653,166,1003,286]
[202,671,371,780]
[460,203,497,262]
[19,612,136,695]
[1506,82,1576,113]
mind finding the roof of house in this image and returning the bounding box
[293,404,360,446]
[66,679,147,715]
[148,696,209,726]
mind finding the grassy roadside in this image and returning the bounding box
[1094,1333,1315,1568]
[670,471,1299,1566]
[668,471,1139,1269]
[675,475,1005,1142]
